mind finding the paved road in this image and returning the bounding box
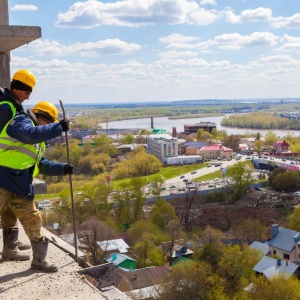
[157,158,241,196]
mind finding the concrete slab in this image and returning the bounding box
[0,225,125,300]
[0,26,41,52]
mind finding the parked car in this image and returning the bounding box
[186,181,193,185]
[170,185,176,189]
[40,200,50,205]
[191,170,197,174]
[294,192,300,197]
[180,175,185,179]
[213,178,220,181]
[255,186,262,191]
[178,187,185,192]
[183,179,188,182]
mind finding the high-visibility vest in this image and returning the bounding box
[0,101,16,117]
[0,113,45,177]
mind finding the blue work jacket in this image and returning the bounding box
[0,111,66,200]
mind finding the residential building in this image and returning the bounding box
[181,141,209,155]
[161,239,193,263]
[268,224,300,262]
[147,133,180,162]
[199,144,233,160]
[114,265,171,299]
[104,253,137,270]
[253,256,299,279]
[97,239,130,254]
[249,241,270,256]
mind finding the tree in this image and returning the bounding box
[268,167,300,192]
[217,244,262,296]
[133,233,165,267]
[253,140,264,154]
[160,260,227,300]
[197,129,213,142]
[78,217,118,265]
[127,220,166,245]
[250,274,300,300]
[227,162,254,202]
[264,131,277,154]
[230,219,265,243]
[199,225,225,250]
[223,134,241,151]
[114,148,162,179]
[120,134,134,144]
[149,200,177,230]
[255,132,260,140]
[288,206,300,231]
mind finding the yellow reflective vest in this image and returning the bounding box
[0,114,45,177]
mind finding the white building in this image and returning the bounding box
[147,134,180,162]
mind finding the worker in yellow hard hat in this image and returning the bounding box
[0,100,72,272]
[0,69,36,261]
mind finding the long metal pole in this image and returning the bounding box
[59,100,78,263]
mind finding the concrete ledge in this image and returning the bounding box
[0,25,41,52]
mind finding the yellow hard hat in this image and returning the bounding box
[12,69,36,88]
[32,102,59,123]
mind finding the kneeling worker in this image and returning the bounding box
[0,101,73,272]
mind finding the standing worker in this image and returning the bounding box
[0,101,73,272]
[0,69,37,260]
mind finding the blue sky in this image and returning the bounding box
[7,0,300,104]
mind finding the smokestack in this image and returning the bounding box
[172,127,177,137]
[151,116,154,129]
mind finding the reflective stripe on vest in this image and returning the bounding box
[0,114,45,174]
[0,101,16,117]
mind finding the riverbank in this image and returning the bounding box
[99,115,300,138]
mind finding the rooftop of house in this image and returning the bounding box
[0,224,130,300]
[268,225,300,252]
[253,256,299,279]
[97,238,129,253]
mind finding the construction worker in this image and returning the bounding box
[0,101,73,272]
[0,69,37,260]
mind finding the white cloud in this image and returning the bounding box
[157,50,199,58]
[10,52,300,103]
[276,34,300,53]
[55,0,219,28]
[214,32,278,49]
[271,13,300,29]
[159,33,199,44]
[200,0,217,6]
[11,4,38,11]
[17,38,141,57]
[187,8,221,25]
[225,7,272,23]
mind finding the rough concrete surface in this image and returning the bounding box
[0,226,107,300]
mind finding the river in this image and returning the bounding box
[99,115,300,138]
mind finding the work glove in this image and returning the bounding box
[64,164,74,175]
[59,119,69,132]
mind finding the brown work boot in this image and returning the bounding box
[2,229,30,261]
[30,238,58,273]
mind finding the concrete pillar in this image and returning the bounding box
[0,0,10,88]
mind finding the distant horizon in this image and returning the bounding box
[23,97,300,108]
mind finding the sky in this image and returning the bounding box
[7,0,300,104]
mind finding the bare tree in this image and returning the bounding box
[78,217,118,265]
